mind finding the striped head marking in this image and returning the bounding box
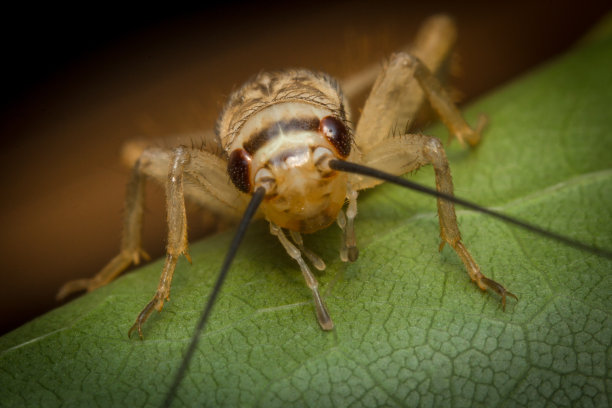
[220,70,353,233]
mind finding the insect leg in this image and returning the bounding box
[343,134,517,308]
[57,154,151,299]
[336,185,359,262]
[416,137,516,307]
[129,146,191,338]
[352,50,483,178]
[409,54,486,146]
[288,230,326,271]
[270,223,333,330]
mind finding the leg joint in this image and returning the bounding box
[423,136,446,162]
[388,51,418,69]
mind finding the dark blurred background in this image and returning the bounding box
[1,1,610,335]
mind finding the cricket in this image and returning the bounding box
[55,15,611,406]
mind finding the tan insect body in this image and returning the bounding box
[58,15,515,338]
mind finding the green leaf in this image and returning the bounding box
[2,26,612,408]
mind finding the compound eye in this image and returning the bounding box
[228,149,252,193]
[319,116,351,158]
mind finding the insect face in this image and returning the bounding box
[258,144,348,234]
[228,102,351,233]
[219,69,353,233]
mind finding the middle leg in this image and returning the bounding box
[129,146,191,338]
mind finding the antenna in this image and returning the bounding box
[329,159,612,259]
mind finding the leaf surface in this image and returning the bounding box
[1,22,611,408]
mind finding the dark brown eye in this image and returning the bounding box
[227,149,252,193]
[319,116,351,157]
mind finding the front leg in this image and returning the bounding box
[336,184,359,262]
[129,146,191,338]
[355,134,517,309]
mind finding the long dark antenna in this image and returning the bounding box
[162,186,266,407]
[329,159,612,260]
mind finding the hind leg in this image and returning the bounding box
[354,133,516,308]
[57,152,151,299]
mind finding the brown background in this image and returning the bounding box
[1,1,610,335]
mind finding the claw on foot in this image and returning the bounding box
[449,113,488,147]
[312,289,334,331]
[128,322,143,340]
[480,276,518,311]
[128,298,163,339]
